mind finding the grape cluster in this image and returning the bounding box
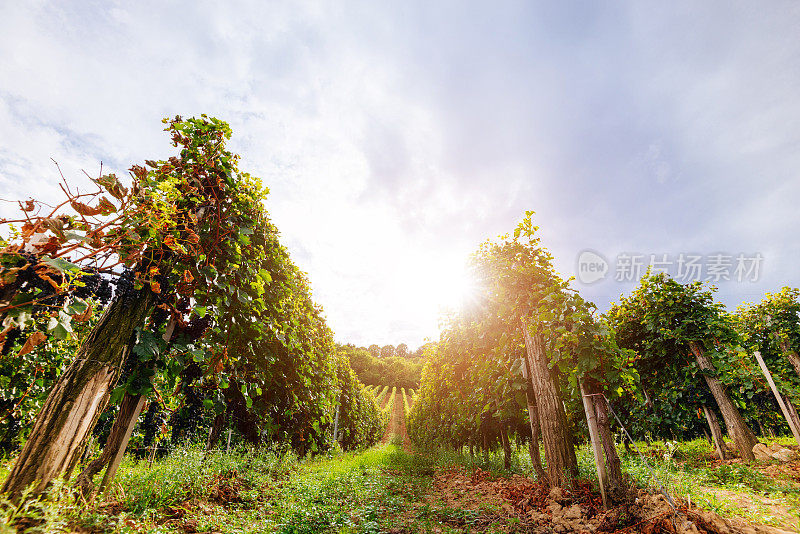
[0,414,21,454]
[95,279,113,304]
[73,271,101,299]
[150,306,170,330]
[183,315,211,341]
[113,268,136,306]
[176,297,190,314]
[153,272,170,303]
[1,329,21,356]
[71,270,114,305]
[12,259,71,312]
[141,401,168,448]
[168,393,205,444]
[12,255,58,296]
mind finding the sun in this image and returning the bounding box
[436,267,478,310]
[404,260,478,315]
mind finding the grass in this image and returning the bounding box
[612,436,800,529]
[112,443,299,514]
[271,442,425,533]
[0,440,473,533]
[2,433,799,532]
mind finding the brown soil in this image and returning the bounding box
[417,467,796,534]
[674,444,800,532]
[207,472,243,504]
[381,392,398,442]
[401,395,414,452]
[379,390,413,452]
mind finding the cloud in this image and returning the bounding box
[2,1,800,347]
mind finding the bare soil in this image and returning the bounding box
[419,467,797,534]
[382,390,412,451]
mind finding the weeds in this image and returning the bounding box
[1,435,798,532]
[112,443,298,514]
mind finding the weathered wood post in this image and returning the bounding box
[148,444,157,468]
[754,351,800,447]
[579,380,608,509]
[333,404,340,443]
[98,396,147,493]
[702,405,727,461]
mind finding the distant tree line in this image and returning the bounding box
[339,343,425,389]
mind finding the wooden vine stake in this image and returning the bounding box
[754,351,800,447]
[579,380,608,509]
[99,396,147,493]
[333,404,340,443]
[701,405,727,461]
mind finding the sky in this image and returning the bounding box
[1,1,799,349]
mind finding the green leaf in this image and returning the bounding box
[67,298,89,315]
[133,331,160,361]
[52,323,71,340]
[41,256,80,274]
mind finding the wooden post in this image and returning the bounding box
[579,380,608,509]
[333,404,340,443]
[754,351,800,447]
[148,444,156,468]
[702,405,727,461]
[782,394,800,437]
[99,396,146,493]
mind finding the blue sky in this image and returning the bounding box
[2,1,799,348]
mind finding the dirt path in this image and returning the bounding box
[398,394,412,452]
[380,389,412,451]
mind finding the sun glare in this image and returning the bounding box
[404,261,478,316]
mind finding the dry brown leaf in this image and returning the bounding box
[70,200,103,217]
[21,222,35,238]
[97,196,117,215]
[73,305,93,323]
[17,331,47,358]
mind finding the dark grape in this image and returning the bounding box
[1,329,21,356]
[74,271,101,299]
[114,268,135,306]
[151,306,169,329]
[141,401,167,448]
[176,297,190,313]
[95,279,113,304]
[154,272,170,303]
[184,315,211,341]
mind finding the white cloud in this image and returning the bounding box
[2,1,800,346]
